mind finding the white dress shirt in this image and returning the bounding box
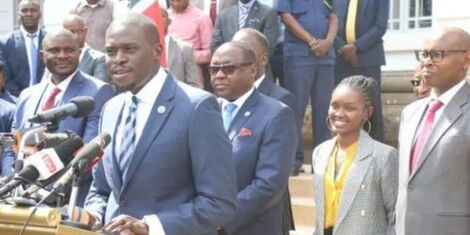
[41,70,77,108]
[219,86,255,118]
[253,74,266,89]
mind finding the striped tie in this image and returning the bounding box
[28,34,39,86]
[238,4,250,29]
[119,96,139,179]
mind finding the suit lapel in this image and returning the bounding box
[335,131,373,229]
[313,138,336,233]
[60,72,84,105]
[14,31,29,74]
[109,98,126,192]
[410,83,470,180]
[25,82,49,128]
[227,90,259,141]
[120,74,176,193]
[79,48,92,71]
[37,29,45,79]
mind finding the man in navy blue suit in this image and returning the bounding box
[84,13,237,235]
[0,0,46,97]
[210,41,297,235]
[333,0,389,141]
[232,28,300,234]
[11,29,115,204]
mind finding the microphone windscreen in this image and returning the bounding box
[53,135,84,163]
[69,97,95,118]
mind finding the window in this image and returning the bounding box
[388,0,432,31]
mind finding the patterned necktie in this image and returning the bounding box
[119,96,139,178]
[238,4,250,29]
[28,34,39,86]
[409,99,443,173]
[223,103,237,131]
[42,87,61,111]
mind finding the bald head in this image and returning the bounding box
[232,28,269,78]
[63,14,87,48]
[428,27,470,50]
[107,13,160,45]
[42,29,79,49]
[421,27,470,96]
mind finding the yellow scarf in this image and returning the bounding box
[323,141,358,228]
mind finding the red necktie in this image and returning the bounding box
[210,0,217,25]
[42,87,61,111]
[409,100,443,173]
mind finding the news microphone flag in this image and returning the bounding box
[129,0,167,67]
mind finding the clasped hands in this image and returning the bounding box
[309,38,333,58]
[338,43,360,67]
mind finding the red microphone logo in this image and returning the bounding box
[41,153,57,173]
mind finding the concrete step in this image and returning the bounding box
[291,196,316,229]
[289,167,316,233]
[289,173,314,199]
[290,225,315,235]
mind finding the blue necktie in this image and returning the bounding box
[28,34,39,86]
[119,96,139,179]
[223,103,237,131]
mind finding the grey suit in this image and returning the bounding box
[313,131,397,235]
[167,36,199,87]
[79,47,108,82]
[211,1,279,55]
[396,80,470,235]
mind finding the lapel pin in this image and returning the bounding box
[244,111,251,117]
[157,105,166,114]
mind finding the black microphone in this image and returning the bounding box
[28,97,95,124]
[0,136,84,198]
[53,132,111,191]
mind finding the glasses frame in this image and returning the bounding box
[208,62,253,76]
[414,50,469,63]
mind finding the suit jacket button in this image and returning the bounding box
[408,185,413,192]
[361,210,366,216]
[360,184,366,190]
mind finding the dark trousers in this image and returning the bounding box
[335,60,384,142]
[284,57,335,161]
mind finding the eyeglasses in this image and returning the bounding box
[208,63,253,76]
[414,50,468,63]
[410,79,421,87]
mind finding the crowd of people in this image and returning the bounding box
[0,0,469,235]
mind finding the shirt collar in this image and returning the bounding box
[220,86,255,113]
[20,26,39,38]
[124,68,167,105]
[253,74,265,88]
[238,0,255,10]
[47,70,78,92]
[429,79,466,107]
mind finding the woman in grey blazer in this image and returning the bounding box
[312,75,398,235]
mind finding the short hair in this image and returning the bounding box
[42,28,79,49]
[107,13,160,45]
[18,0,41,9]
[222,41,257,64]
[233,28,269,54]
[63,14,86,29]
[336,75,378,108]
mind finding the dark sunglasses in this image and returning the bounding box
[410,79,421,87]
[208,63,253,76]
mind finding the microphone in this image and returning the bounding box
[0,136,84,198]
[53,132,111,191]
[28,97,95,124]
